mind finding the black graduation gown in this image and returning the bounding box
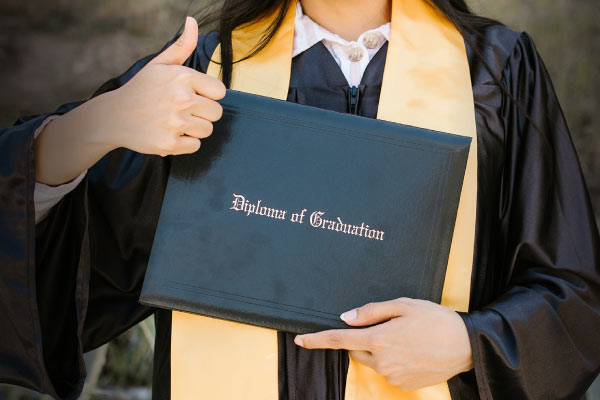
[1,24,599,400]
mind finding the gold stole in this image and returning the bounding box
[171,0,477,398]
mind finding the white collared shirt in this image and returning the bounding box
[293,1,390,87]
[34,4,391,223]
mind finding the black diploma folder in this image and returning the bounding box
[140,90,471,334]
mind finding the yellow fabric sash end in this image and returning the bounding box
[171,312,278,399]
[171,0,477,398]
[376,0,477,315]
[171,4,296,399]
[346,1,477,399]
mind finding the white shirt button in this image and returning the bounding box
[363,32,382,49]
[347,46,364,62]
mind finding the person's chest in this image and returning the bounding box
[287,40,505,189]
[287,42,507,306]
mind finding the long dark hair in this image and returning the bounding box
[191,0,501,88]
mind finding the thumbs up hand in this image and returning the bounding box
[35,17,227,186]
[94,16,226,156]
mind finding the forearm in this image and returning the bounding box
[34,93,117,186]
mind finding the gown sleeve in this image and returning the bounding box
[459,32,600,400]
[0,32,217,399]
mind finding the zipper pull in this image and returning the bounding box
[348,86,359,115]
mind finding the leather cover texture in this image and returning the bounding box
[140,90,471,334]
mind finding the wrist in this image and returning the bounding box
[73,92,122,153]
[452,311,474,374]
[34,95,118,185]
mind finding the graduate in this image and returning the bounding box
[1,0,600,399]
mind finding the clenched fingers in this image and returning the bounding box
[180,115,213,138]
[172,135,201,155]
[187,95,223,122]
[189,70,227,100]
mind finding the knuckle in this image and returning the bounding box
[393,297,413,312]
[177,69,194,81]
[167,114,186,131]
[396,297,412,306]
[327,333,344,348]
[172,90,193,108]
[168,69,191,87]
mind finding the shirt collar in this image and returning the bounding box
[292,1,391,58]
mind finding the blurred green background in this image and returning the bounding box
[0,0,598,399]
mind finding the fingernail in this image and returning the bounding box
[340,309,357,322]
[294,336,304,347]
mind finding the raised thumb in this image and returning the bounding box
[150,16,198,66]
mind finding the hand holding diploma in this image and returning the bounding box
[294,298,474,391]
[35,17,226,186]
